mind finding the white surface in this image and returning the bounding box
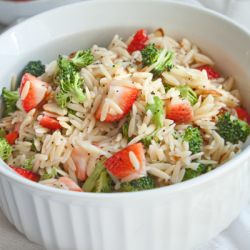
[0,1,250,250]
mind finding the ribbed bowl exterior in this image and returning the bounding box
[0,158,249,250]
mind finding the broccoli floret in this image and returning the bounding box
[141,135,153,148]
[40,167,58,181]
[141,131,159,148]
[216,112,250,144]
[55,56,85,108]
[146,96,164,128]
[183,126,203,154]
[177,85,198,106]
[94,170,112,193]
[19,61,45,81]
[151,50,174,77]
[183,164,208,181]
[0,128,6,138]
[0,138,12,160]
[22,157,34,171]
[164,84,173,93]
[2,87,19,116]
[141,44,160,66]
[119,176,155,192]
[70,49,94,69]
[121,122,129,140]
[141,44,174,77]
[82,161,113,193]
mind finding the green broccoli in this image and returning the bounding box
[183,164,206,181]
[40,167,58,181]
[164,84,173,93]
[2,87,19,116]
[55,56,85,108]
[0,128,6,138]
[141,131,159,148]
[216,112,250,144]
[177,85,198,106]
[121,121,131,141]
[119,176,155,192]
[22,158,34,171]
[141,44,160,66]
[183,126,203,154]
[183,164,208,181]
[19,61,45,83]
[151,50,174,77]
[82,161,113,193]
[141,135,153,148]
[70,49,94,69]
[94,170,112,193]
[146,96,164,128]
[141,44,174,77]
[0,138,12,160]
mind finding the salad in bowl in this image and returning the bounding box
[1,28,249,193]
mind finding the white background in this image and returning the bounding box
[0,0,250,249]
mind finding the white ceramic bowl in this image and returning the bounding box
[0,0,83,25]
[0,1,250,250]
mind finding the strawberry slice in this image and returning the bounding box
[20,73,49,112]
[39,115,61,130]
[197,65,220,79]
[127,29,148,54]
[10,165,40,182]
[5,131,19,145]
[104,143,145,179]
[235,107,250,124]
[96,85,139,122]
[166,100,193,123]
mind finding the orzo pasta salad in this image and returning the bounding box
[0,28,249,192]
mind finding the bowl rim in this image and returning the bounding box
[0,0,250,199]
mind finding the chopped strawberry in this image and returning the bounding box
[96,85,139,122]
[166,100,193,123]
[58,177,82,192]
[197,65,220,79]
[127,29,148,54]
[10,166,40,182]
[104,143,145,179]
[39,115,61,130]
[20,73,49,112]
[5,131,19,145]
[235,107,250,124]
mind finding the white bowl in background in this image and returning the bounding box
[0,1,250,250]
[0,0,83,25]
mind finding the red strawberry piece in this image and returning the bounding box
[197,65,220,79]
[5,131,19,145]
[39,115,61,130]
[127,29,148,54]
[96,85,139,122]
[20,73,49,112]
[10,166,40,182]
[166,100,193,123]
[104,143,145,179]
[235,107,250,124]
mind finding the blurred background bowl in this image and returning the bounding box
[0,0,83,25]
